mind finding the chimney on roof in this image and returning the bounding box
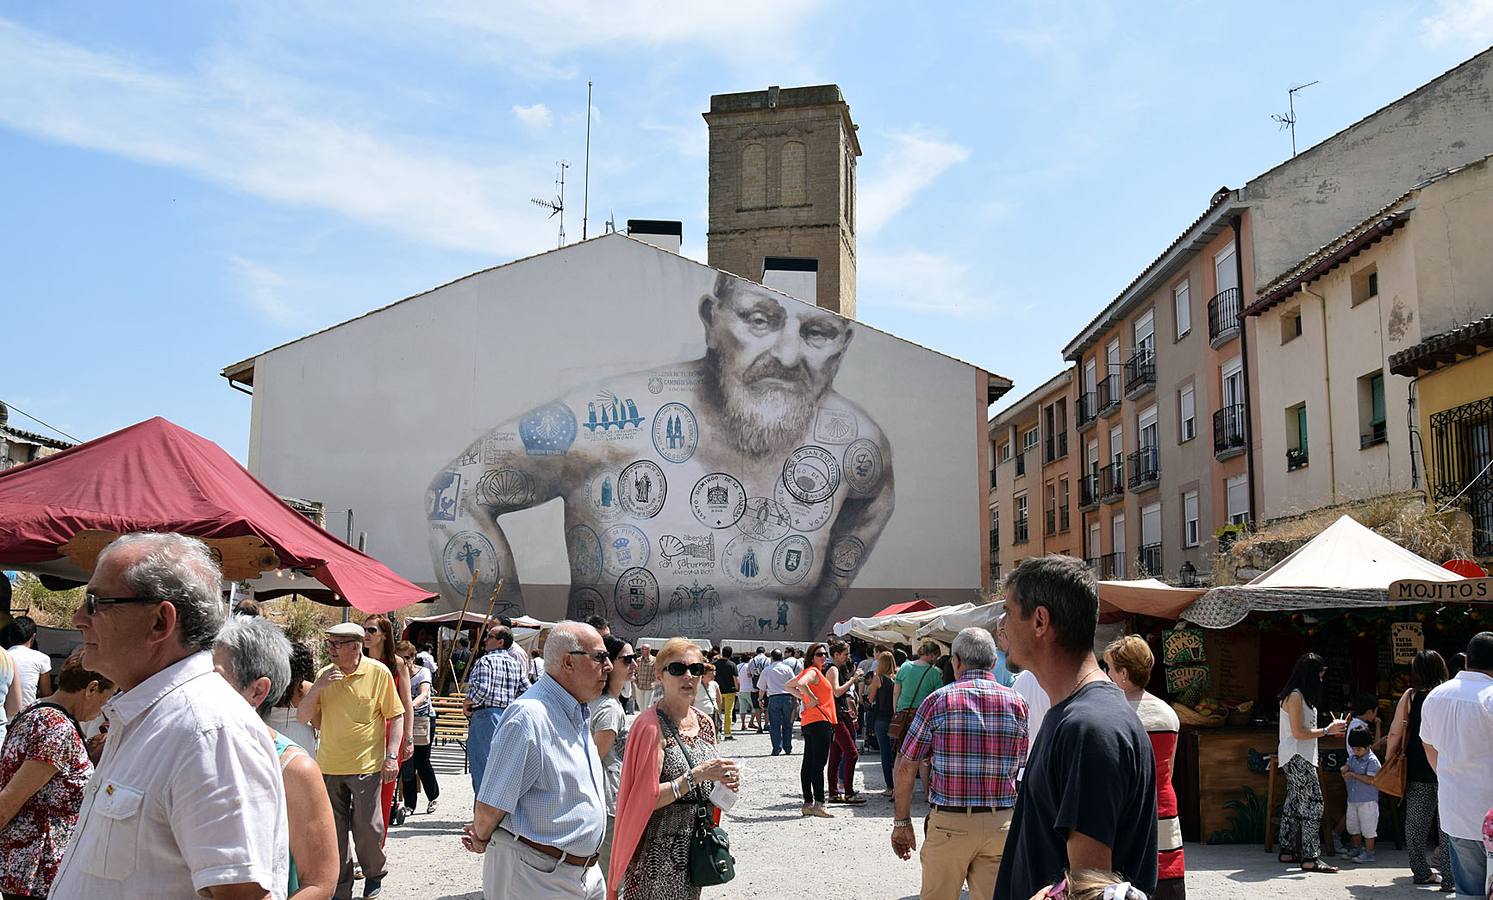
[627,219,683,254]
[762,257,818,304]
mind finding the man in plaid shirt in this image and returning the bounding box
[889,626,1027,900]
[463,625,529,791]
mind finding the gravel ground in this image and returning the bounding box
[380,723,1457,899]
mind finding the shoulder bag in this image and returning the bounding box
[660,713,736,887]
[887,664,936,742]
[1371,690,1409,798]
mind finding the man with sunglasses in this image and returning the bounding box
[463,625,529,792]
[298,620,404,900]
[53,532,288,900]
[461,621,612,899]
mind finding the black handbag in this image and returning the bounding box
[661,714,736,887]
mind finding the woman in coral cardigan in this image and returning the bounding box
[609,638,740,899]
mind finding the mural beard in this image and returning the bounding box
[702,348,824,459]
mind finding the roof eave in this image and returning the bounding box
[1247,211,1412,318]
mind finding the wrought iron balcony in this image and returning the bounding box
[1046,431,1069,463]
[1213,404,1246,459]
[1123,350,1156,398]
[1044,508,1056,536]
[1287,447,1309,471]
[1015,450,1027,478]
[1208,287,1242,345]
[1360,421,1387,449]
[1077,391,1098,430]
[1100,462,1126,502]
[1084,556,1101,574]
[1097,375,1122,415]
[1079,473,1100,510]
[1430,395,1493,557]
[1138,542,1163,577]
[1099,551,1126,580]
[1014,516,1030,545]
[1127,446,1160,491]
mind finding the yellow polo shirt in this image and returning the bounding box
[315,656,403,776]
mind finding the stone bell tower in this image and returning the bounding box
[704,84,861,318]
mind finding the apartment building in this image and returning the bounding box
[989,370,1078,583]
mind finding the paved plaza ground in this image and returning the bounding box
[383,722,1458,899]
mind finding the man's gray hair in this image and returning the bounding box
[97,532,224,653]
[951,626,998,671]
[215,614,293,717]
[544,620,588,670]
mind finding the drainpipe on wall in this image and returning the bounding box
[1303,284,1337,506]
[1232,216,1259,530]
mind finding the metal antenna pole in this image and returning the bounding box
[583,81,592,241]
[557,162,568,247]
[1272,80,1318,157]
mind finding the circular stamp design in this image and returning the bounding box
[773,535,814,585]
[842,439,884,496]
[442,530,498,593]
[585,469,624,521]
[829,535,866,577]
[614,567,659,628]
[651,402,699,464]
[568,585,606,621]
[782,446,840,504]
[618,460,667,519]
[690,473,746,529]
[773,478,834,532]
[721,536,773,589]
[737,497,792,541]
[647,376,665,395]
[519,402,577,456]
[566,524,603,584]
[476,468,535,509]
[602,524,650,579]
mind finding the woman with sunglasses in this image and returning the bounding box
[789,642,842,818]
[363,615,414,837]
[591,635,636,875]
[610,638,740,899]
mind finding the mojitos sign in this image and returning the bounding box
[1388,577,1493,602]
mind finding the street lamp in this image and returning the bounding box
[1178,561,1199,587]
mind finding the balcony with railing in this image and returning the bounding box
[1360,420,1387,449]
[1213,404,1246,460]
[1077,391,1098,431]
[1044,508,1056,536]
[1100,462,1126,502]
[1097,374,1122,416]
[1123,349,1156,399]
[1430,395,1493,557]
[1127,446,1160,492]
[1138,542,1162,577]
[1084,556,1100,574]
[1079,473,1100,510]
[1046,431,1069,463]
[1099,551,1126,580]
[1287,446,1309,471]
[1208,287,1242,346]
[1013,515,1030,545]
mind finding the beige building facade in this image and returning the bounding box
[989,371,1078,583]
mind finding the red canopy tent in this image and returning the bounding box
[870,599,936,618]
[0,417,435,613]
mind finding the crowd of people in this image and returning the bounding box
[0,534,1491,900]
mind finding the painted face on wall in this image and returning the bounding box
[700,279,853,458]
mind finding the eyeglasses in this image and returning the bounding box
[663,662,706,677]
[83,593,163,616]
[324,638,361,649]
[485,632,502,641]
[619,654,637,664]
[812,651,827,658]
[569,650,611,664]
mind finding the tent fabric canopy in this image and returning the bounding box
[1180,515,1462,629]
[0,417,435,613]
[871,599,936,618]
[833,603,978,645]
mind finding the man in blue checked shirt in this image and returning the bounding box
[463,625,529,792]
[461,621,612,899]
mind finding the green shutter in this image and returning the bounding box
[1371,374,1385,426]
[1297,405,1308,451]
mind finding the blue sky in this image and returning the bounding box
[3,2,1492,461]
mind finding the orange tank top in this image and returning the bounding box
[798,669,837,726]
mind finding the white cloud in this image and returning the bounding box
[1421,0,1493,45]
[858,249,996,317]
[512,102,553,129]
[229,256,303,327]
[857,132,971,236]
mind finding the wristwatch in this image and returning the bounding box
[892,818,913,828]
[386,752,399,760]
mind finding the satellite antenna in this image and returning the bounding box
[1271,80,1319,157]
[605,211,617,234]
[531,161,569,248]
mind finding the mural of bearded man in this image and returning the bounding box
[426,272,894,640]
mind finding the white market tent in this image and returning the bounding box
[916,601,1003,643]
[833,602,979,645]
[1180,515,1462,629]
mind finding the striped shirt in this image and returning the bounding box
[465,649,529,710]
[898,669,1027,808]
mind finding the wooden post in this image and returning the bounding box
[435,573,479,695]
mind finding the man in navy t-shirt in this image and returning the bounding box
[994,555,1157,900]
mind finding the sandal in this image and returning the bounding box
[1300,859,1339,874]
[1277,852,1301,864]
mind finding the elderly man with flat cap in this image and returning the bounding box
[299,620,404,900]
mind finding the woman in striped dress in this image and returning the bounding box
[1105,635,1185,899]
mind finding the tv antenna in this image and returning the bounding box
[1271,80,1318,157]
[582,81,593,240]
[531,161,569,247]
